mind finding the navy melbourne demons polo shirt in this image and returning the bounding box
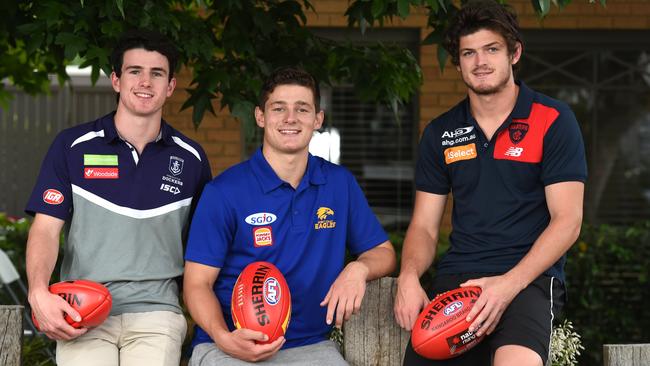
[415,81,587,282]
[25,112,211,314]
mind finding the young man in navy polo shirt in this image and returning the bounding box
[183,67,396,365]
[394,1,587,365]
[25,31,212,365]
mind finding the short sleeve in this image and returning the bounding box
[344,171,389,256]
[25,133,73,220]
[415,122,450,194]
[541,105,588,186]
[185,182,235,268]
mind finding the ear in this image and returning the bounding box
[511,42,522,65]
[166,77,177,97]
[111,72,120,93]
[314,110,324,130]
[255,106,265,128]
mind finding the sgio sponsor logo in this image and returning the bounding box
[159,183,181,195]
[245,212,277,226]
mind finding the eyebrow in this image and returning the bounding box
[124,65,168,75]
[268,100,313,107]
[461,41,502,51]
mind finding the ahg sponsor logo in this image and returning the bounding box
[442,126,474,139]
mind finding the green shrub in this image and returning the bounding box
[562,221,650,365]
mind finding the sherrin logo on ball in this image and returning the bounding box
[411,286,484,360]
[32,279,112,330]
[231,261,291,344]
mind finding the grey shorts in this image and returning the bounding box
[190,339,348,366]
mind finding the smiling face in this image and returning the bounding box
[111,48,176,118]
[457,28,521,96]
[255,84,324,157]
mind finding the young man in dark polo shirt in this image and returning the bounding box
[25,31,212,365]
[394,1,587,365]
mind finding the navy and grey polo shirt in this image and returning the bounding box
[415,81,587,282]
[185,148,388,349]
[26,112,212,314]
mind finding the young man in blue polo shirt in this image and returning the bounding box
[394,1,587,365]
[25,31,212,365]
[183,67,396,365]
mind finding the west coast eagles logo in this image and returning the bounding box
[314,207,336,230]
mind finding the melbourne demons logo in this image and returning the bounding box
[509,122,529,144]
[168,156,184,176]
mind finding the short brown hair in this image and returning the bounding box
[442,0,523,66]
[258,67,320,111]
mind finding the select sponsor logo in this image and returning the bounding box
[442,126,474,139]
[444,143,477,164]
[43,189,64,205]
[314,207,336,230]
[253,226,273,247]
[504,147,524,157]
[84,167,119,179]
[245,212,277,226]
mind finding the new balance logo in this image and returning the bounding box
[504,147,524,157]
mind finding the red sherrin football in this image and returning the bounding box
[411,286,484,360]
[231,261,291,344]
[32,279,112,330]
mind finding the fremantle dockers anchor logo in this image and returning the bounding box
[169,156,184,176]
[509,122,529,144]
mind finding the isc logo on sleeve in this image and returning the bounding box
[444,143,477,164]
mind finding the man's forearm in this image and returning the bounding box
[355,242,396,281]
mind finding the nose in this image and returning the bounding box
[138,73,152,87]
[285,109,298,123]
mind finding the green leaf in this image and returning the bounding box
[371,0,386,19]
[54,32,87,60]
[116,0,125,18]
[534,0,551,17]
[397,0,410,18]
[437,44,448,72]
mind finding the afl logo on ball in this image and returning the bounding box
[264,277,281,305]
[43,189,64,205]
[444,301,464,316]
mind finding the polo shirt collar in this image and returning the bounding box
[250,147,327,194]
[510,80,535,120]
[99,112,173,145]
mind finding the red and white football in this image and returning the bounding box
[231,261,291,344]
[32,279,112,330]
[411,286,484,360]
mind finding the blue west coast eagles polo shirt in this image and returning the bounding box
[415,81,587,282]
[26,112,212,314]
[185,148,388,349]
